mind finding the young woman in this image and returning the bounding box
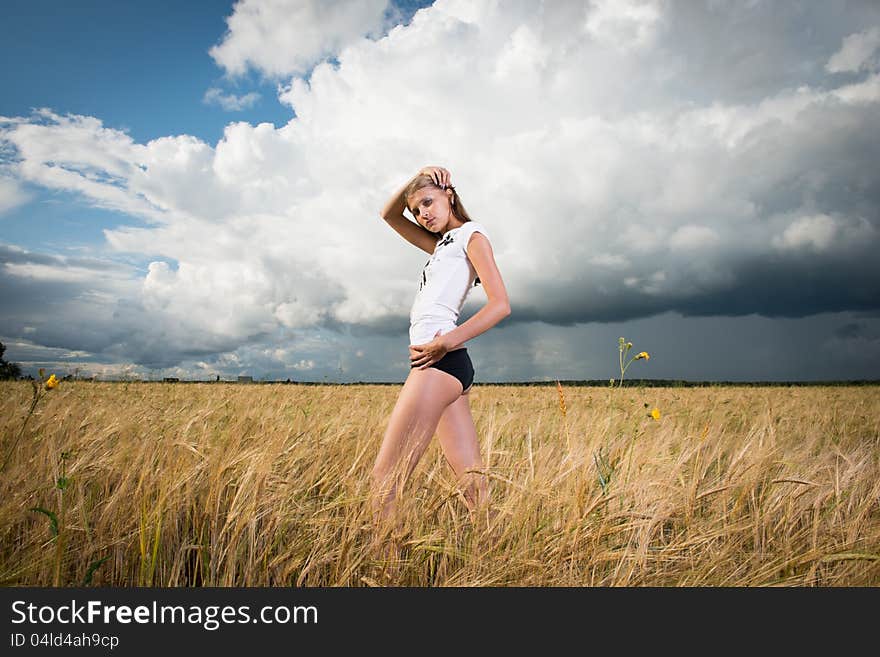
[371,165,510,523]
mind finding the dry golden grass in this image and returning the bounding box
[1,381,878,586]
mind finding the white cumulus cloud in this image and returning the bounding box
[0,176,32,214]
[773,214,838,252]
[669,225,720,251]
[826,26,880,73]
[203,87,262,111]
[583,0,665,52]
[209,0,390,78]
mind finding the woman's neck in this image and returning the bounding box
[442,219,465,236]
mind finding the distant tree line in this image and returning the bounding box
[0,344,875,387]
[0,342,22,380]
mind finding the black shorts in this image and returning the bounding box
[411,347,475,393]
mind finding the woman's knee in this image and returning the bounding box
[371,370,461,496]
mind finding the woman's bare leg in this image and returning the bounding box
[370,367,463,524]
[435,391,490,513]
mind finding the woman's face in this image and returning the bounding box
[407,186,457,234]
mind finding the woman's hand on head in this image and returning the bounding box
[409,330,450,369]
[418,166,451,189]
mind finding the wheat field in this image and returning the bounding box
[1,381,878,586]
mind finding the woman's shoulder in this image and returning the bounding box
[458,220,491,245]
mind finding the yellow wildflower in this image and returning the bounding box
[635,351,650,360]
[45,374,59,389]
[650,407,661,420]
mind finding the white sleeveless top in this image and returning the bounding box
[409,221,491,346]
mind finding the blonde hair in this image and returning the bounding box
[404,174,472,224]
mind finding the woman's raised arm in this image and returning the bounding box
[379,173,440,255]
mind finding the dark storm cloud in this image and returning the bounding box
[657,1,880,105]
[834,322,865,339]
[0,244,136,352]
[504,73,880,327]
[0,244,125,270]
[0,244,249,369]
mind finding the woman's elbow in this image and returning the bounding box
[497,300,511,318]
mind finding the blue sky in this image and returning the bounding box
[2,1,879,382]
[2,1,272,145]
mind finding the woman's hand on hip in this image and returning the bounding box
[409,330,450,369]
